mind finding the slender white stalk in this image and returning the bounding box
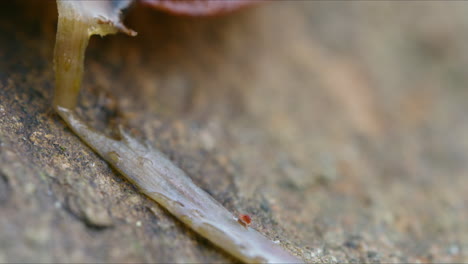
[57,107,302,263]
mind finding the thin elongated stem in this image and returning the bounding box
[57,107,302,263]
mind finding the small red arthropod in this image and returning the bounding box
[237,214,252,227]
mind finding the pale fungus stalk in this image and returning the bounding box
[53,1,302,263]
[53,0,135,110]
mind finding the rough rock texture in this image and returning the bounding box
[1,1,467,263]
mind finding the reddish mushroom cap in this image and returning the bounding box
[140,0,260,16]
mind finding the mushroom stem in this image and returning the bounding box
[53,12,89,110]
[53,0,133,109]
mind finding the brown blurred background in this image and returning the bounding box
[0,1,467,263]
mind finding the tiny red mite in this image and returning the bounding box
[237,214,252,227]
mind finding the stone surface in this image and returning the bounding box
[1,1,467,263]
